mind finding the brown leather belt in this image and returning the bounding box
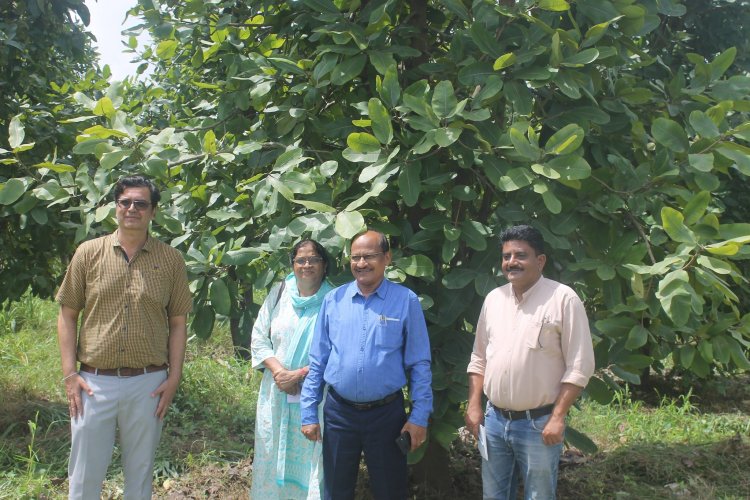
[329,387,402,410]
[80,363,168,377]
[492,403,555,421]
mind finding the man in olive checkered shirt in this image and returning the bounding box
[56,175,192,499]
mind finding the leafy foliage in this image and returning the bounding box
[0,0,99,302]
[2,0,750,457]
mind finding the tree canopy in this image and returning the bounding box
[2,0,750,457]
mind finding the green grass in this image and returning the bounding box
[0,295,749,499]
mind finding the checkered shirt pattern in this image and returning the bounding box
[56,232,192,368]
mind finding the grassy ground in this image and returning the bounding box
[1,296,749,499]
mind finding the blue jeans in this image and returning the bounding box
[482,404,562,500]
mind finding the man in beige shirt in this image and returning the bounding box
[465,225,594,500]
[56,175,192,499]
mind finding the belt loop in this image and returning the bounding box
[94,367,99,376]
[525,409,531,420]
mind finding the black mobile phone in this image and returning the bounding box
[395,431,411,455]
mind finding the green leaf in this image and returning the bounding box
[292,199,337,213]
[584,376,614,404]
[565,425,598,454]
[435,127,462,148]
[222,248,262,266]
[93,97,116,118]
[561,48,599,67]
[100,149,132,170]
[545,155,592,180]
[302,0,340,14]
[625,325,649,350]
[346,132,381,153]
[493,52,517,71]
[509,128,540,160]
[191,306,216,339]
[280,171,317,194]
[442,269,477,289]
[330,54,367,85]
[395,254,434,278]
[398,163,422,207]
[438,0,469,20]
[497,167,534,191]
[33,162,76,173]
[8,115,24,149]
[688,110,720,139]
[661,207,696,244]
[652,118,689,153]
[210,278,232,316]
[538,0,570,11]
[156,40,178,59]
[0,178,27,205]
[379,65,401,108]
[368,98,393,144]
[432,81,458,119]
[715,145,750,176]
[683,191,710,225]
[688,153,714,172]
[544,124,585,155]
[710,47,736,80]
[335,211,365,238]
[460,220,488,251]
[711,335,731,364]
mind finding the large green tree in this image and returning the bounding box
[0,0,98,303]
[2,0,750,473]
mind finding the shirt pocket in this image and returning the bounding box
[527,320,560,350]
[374,317,403,349]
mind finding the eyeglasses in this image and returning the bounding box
[293,256,324,266]
[350,253,384,263]
[116,198,152,211]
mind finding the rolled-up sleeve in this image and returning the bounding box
[560,294,595,388]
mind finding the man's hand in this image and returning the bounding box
[65,374,93,419]
[541,414,566,445]
[464,403,484,439]
[274,366,309,395]
[301,423,322,442]
[402,422,427,452]
[152,376,180,420]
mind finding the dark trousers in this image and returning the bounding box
[323,390,408,500]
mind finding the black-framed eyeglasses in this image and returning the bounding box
[350,253,384,263]
[116,198,152,211]
[293,256,324,266]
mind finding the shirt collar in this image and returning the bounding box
[513,275,545,304]
[347,277,390,300]
[111,231,153,252]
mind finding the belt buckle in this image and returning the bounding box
[116,367,127,378]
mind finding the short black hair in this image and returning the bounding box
[113,175,160,207]
[290,239,331,276]
[351,229,390,253]
[500,225,545,256]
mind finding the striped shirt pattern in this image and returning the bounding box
[56,232,192,368]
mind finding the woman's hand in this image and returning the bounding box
[273,366,309,394]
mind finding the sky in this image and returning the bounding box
[84,0,148,81]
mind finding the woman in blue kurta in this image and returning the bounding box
[250,239,333,499]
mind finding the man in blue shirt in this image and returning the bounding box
[300,229,433,500]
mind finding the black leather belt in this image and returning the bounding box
[80,363,168,377]
[492,403,554,420]
[329,387,401,410]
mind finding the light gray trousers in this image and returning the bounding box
[68,370,166,500]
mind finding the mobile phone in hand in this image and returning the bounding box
[395,431,411,455]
